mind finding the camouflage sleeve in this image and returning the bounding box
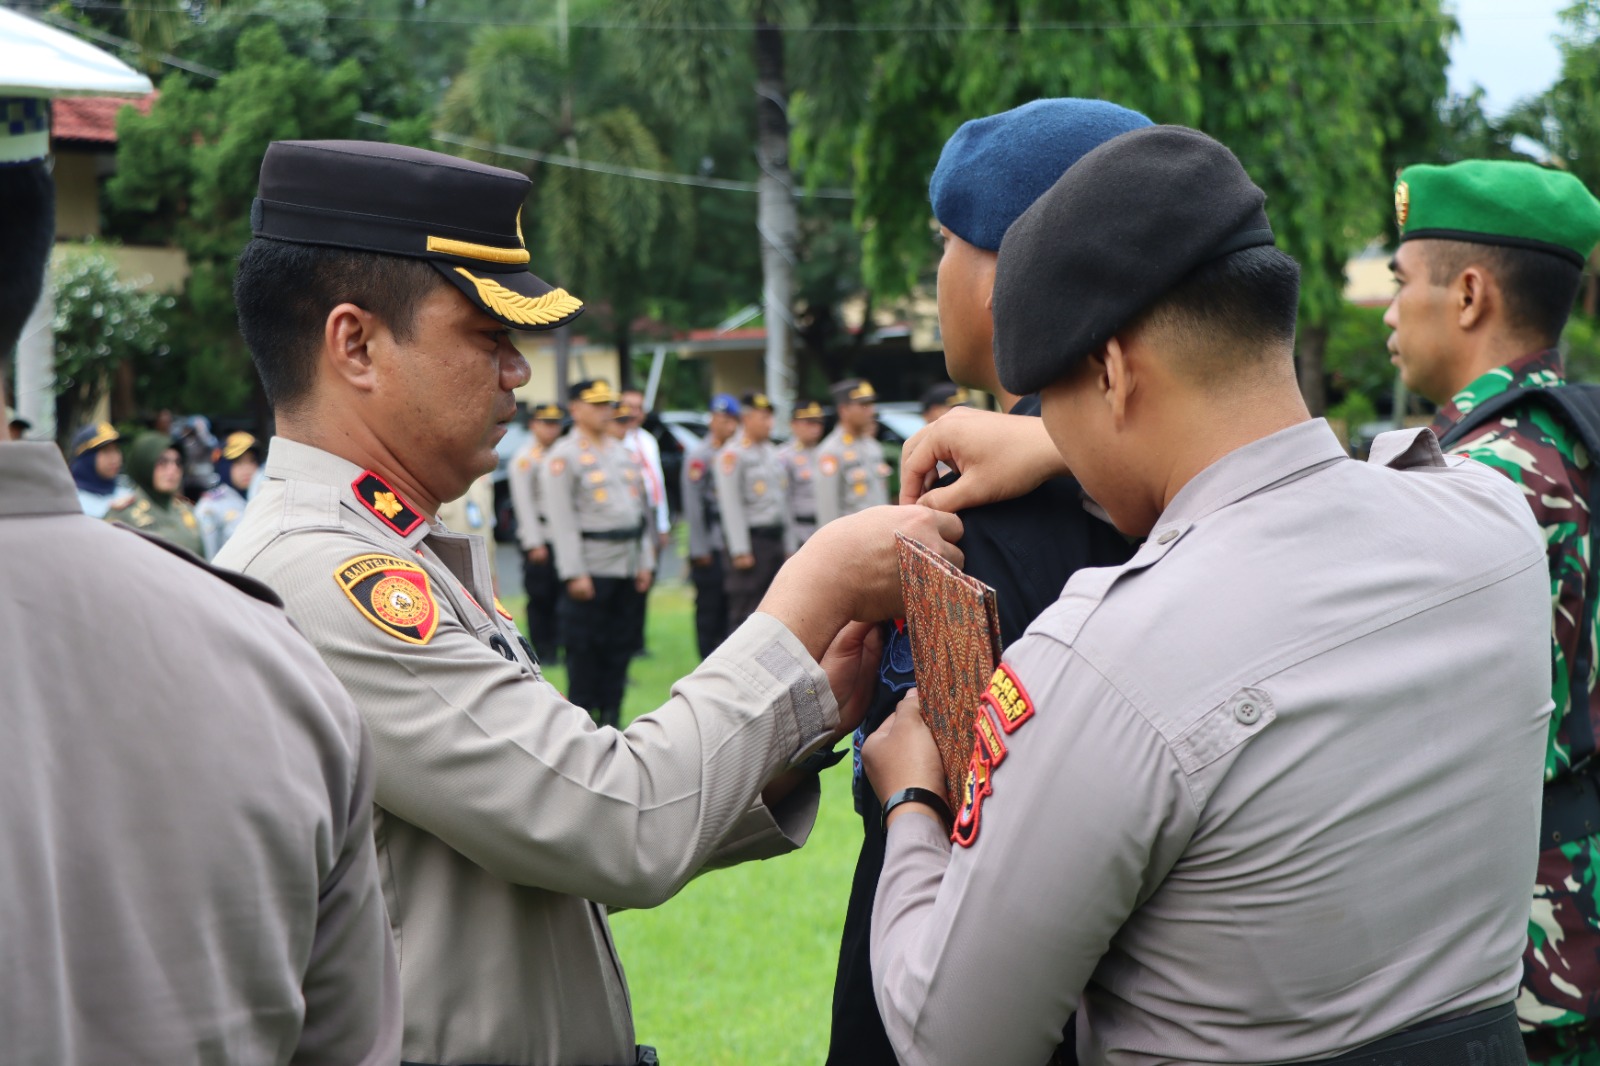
[1451,405,1591,781]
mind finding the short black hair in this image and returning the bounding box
[1423,240,1582,347]
[233,239,445,410]
[1139,245,1301,370]
[0,161,55,356]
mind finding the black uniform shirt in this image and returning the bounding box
[826,394,1135,1066]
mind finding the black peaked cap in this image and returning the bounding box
[252,140,583,332]
[993,126,1275,395]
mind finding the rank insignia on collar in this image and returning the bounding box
[335,553,439,645]
[353,471,424,536]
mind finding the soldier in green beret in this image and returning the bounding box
[1385,158,1600,1064]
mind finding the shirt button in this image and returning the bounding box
[1233,699,1262,725]
[1156,529,1178,545]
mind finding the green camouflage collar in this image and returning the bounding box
[1430,348,1564,432]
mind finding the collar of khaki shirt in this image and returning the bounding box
[0,442,83,518]
[1140,418,1352,553]
[263,436,435,549]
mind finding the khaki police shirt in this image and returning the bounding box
[539,430,656,581]
[713,434,794,557]
[215,437,838,1066]
[2,442,400,1065]
[815,424,890,526]
[871,422,1551,1066]
[777,440,819,546]
[508,439,552,552]
[682,434,725,559]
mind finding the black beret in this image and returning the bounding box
[993,126,1275,396]
[252,140,583,332]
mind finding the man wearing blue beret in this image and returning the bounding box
[827,97,1150,1066]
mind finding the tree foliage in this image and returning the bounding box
[825,0,1454,411]
[50,242,174,439]
[106,22,366,415]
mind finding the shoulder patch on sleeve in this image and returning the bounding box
[721,450,738,473]
[335,553,439,645]
[688,458,705,482]
[352,471,425,536]
[983,663,1035,733]
[548,457,566,477]
[819,454,839,476]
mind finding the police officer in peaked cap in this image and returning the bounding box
[215,139,962,1066]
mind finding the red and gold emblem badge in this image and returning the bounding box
[335,553,439,645]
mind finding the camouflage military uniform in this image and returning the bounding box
[1432,347,1600,1062]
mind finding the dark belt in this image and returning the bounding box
[1048,1005,1522,1066]
[1543,760,1600,850]
[583,525,645,542]
[404,1046,657,1066]
[750,524,784,539]
[793,512,816,523]
[1265,1003,1523,1066]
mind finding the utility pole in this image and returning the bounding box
[753,5,796,423]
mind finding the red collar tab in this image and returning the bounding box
[352,471,425,537]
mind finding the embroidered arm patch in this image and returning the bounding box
[336,553,439,645]
[953,664,1035,848]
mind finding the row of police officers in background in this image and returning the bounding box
[506,374,948,711]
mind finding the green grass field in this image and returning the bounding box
[521,580,859,1064]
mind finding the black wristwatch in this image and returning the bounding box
[881,786,954,831]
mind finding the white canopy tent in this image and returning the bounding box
[0,7,152,96]
[3,7,153,440]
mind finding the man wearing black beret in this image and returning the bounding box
[215,139,965,1066]
[865,126,1550,1064]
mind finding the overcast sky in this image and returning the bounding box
[1448,0,1566,115]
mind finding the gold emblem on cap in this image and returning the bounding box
[1395,180,1410,228]
[453,268,584,326]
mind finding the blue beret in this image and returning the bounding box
[710,393,741,416]
[930,99,1154,251]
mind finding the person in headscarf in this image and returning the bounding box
[105,433,203,555]
[196,431,261,558]
[68,422,131,518]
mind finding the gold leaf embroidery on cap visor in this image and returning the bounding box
[453,267,584,326]
[427,235,531,264]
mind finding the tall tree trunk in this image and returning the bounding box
[753,7,796,423]
[1296,322,1328,416]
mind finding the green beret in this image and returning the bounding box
[1395,160,1600,267]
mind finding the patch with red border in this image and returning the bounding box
[819,455,839,476]
[335,553,439,645]
[952,663,1035,848]
[720,450,738,474]
[352,471,424,537]
[688,458,705,482]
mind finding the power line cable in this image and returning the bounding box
[41,1,1466,32]
[36,9,853,198]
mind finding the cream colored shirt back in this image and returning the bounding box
[872,422,1551,1066]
